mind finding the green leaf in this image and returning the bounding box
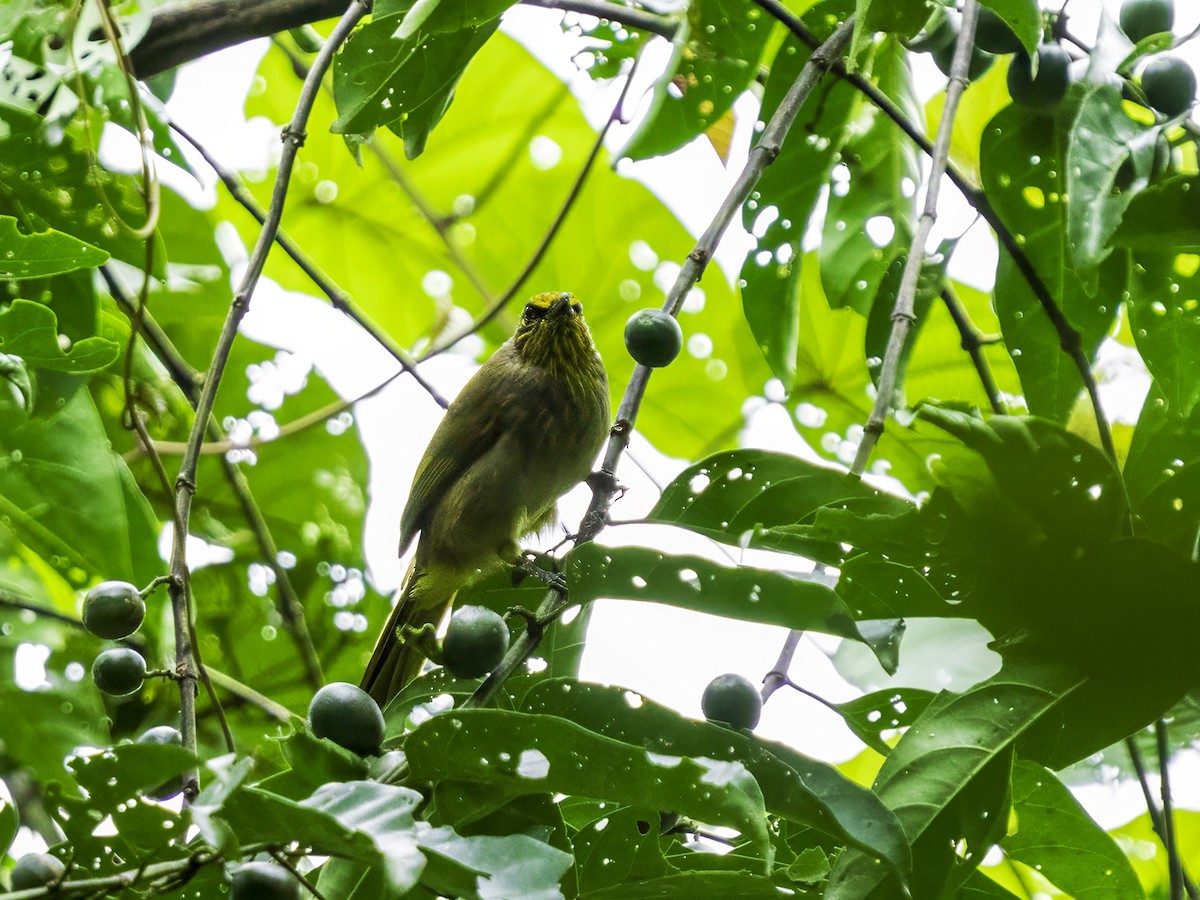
[1066,83,1160,274]
[0,111,158,272]
[566,543,894,664]
[568,805,669,894]
[819,38,918,315]
[832,687,936,756]
[1123,383,1200,555]
[418,826,573,899]
[827,658,1086,898]
[584,871,797,898]
[1002,758,1145,898]
[0,384,163,587]
[621,0,772,161]
[0,217,108,279]
[980,0,1044,56]
[859,0,932,40]
[522,678,913,887]
[740,10,857,386]
[0,298,120,374]
[331,0,503,156]
[1126,247,1200,417]
[0,796,17,859]
[404,708,773,868]
[979,101,1124,421]
[1112,176,1200,251]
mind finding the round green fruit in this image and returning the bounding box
[11,853,66,891]
[701,673,762,731]
[932,39,995,81]
[624,309,683,368]
[1120,0,1174,42]
[442,605,510,679]
[229,861,298,900]
[82,581,145,640]
[1007,43,1072,108]
[1141,55,1197,117]
[308,682,385,757]
[905,7,956,53]
[974,7,1023,55]
[91,647,146,696]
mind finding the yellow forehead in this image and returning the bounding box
[527,291,578,310]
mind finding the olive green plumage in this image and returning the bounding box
[361,291,610,706]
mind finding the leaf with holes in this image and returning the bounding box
[0,217,108,280]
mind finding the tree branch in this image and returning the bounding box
[128,0,677,78]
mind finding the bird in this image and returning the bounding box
[361,291,610,707]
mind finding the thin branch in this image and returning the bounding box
[167,0,368,799]
[1126,735,1200,899]
[421,44,646,358]
[462,18,857,712]
[850,0,980,476]
[761,630,803,703]
[169,121,448,409]
[1157,718,1188,900]
[940,285,1005,415]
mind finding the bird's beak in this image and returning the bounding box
[547,293,575,318]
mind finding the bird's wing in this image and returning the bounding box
[399,352,522,554]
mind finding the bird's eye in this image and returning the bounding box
[524,303,547,320]
[571,301,583,314]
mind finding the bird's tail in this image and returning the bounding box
[360,562,457,708]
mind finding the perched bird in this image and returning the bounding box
[361,291,610,706]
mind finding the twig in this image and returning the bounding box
[421,46,647,358]
[761,630,803,703]
[1157,718,1188,900]
[463,18,857,712]
[850,0,980,476]
[939,285,1005,415]
[1126,736,1200,899]
[166,0,368,800]
[169,122,448,410]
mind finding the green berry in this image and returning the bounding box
[229,861,298,900]
[11,853,66,890]
[932,39,995,81]
[82,581,145,640]
[905,7,956,53]
[624,309,683,368]
[974,7,1023,55]
[701,673,762,731]
[308,682,385,756]
[1120,0,1174,43]
[1007,43,1072,109]
[91,647,146,696]
[442,605,510,679]
[1141,55,1196,117]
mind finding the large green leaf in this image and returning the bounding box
[1065,83,1161,274]
[0,298,120,374]
[828,658,1086,898]
[1002,758,1145,899]
[404,708,773,866]
[979,100,1124,420]
[621,0,771,161]
[332,0,508,157]
[523,678,913,887]
[1125,244,1200,418]
[0,383,162,587]
[0,216,108,279]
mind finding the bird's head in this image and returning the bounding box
[512,292,601,383]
